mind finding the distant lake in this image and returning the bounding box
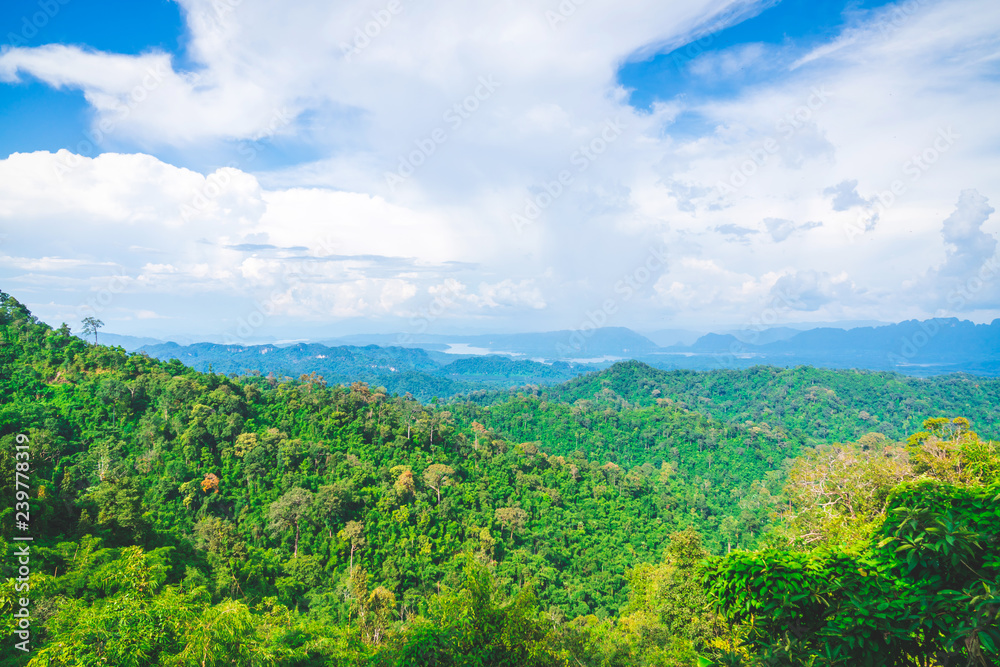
[442,343,521,356]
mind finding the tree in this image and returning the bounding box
[267,487,314,557]
[340,520,366,573]
[615,529,720,665]
[233,432,258,458]
[495,507,528,541]
[392,466,416,500]
[780,436,911,546]
[383,562,563,664]
[707,481,1000,666]
[81,315,104,344]
[193,517,248,597]
[706,425,1000,667]
[347,566,396,646]
[90,476,151,542]
[201,472,220,494]
[314,481,354,539]
[907,416,999,484]
[422,463,455,504]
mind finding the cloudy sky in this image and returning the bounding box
[0,0,998,341]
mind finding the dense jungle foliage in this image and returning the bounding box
[1,291,997,665]
[543,360,1000,444]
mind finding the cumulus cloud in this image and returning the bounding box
[652,257,786,325]
[769,269,860,312]
[422,278,545,312]
[1,0,999,334]
[907,190,1000,312]
[0,151,538,332]
[0,45,280,145]
[0,0,759,155]
[687,42,772,79]
[939,189,997,275]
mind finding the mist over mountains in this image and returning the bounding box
[658,318,1000,376]
[119,318,1000,398]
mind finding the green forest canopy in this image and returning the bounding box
[1,291,997,666]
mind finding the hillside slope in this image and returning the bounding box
[545,361,1000,444]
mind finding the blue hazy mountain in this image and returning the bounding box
[650,318,1000,376]
[321,326,661,359]
[136,320,1000,396]
[92,332,168,351]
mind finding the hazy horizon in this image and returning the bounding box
[1,0,998,343]
[83,316,1000,350]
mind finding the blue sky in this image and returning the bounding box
[619,0,899,109]
[0,0,183,151]
[1,0,183,53]
[2,0,899,161]
[0,0,998,341]
[0,0,320,172]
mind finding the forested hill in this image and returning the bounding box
[543,361,1000,444]
[2,292,998,666]
[0,292,787,664]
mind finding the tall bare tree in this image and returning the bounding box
[81,316,104,344]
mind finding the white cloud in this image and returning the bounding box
[769,269,862,312]
[1,0,999,334]
[940,189,997,273]
[0,150,549,332]
[473,279,546,310]
[688,42,771,78]
[905,190,1000,311]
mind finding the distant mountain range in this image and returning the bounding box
[650,318,1000,376]
[137,341,600,399]
[95,332,171,351]
[642,320,890,347]
[320,326,661,360]
[119,318,999,397]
